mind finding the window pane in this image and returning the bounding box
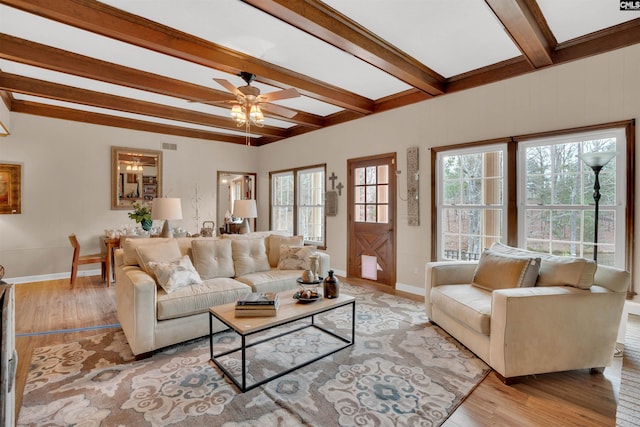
[355,204,365,222]
[377,205,388,223]
[526,209,550,240]
[378,185,388,204]
[355,186,365,203]
[366,166,376,184]
[377,165,389,184]
[365,186,376,203]
[355,167,365,185]
[366,205,376,222]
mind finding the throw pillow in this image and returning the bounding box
[489,242,596,289]
[268,234,304,267]
[471,249,540,292]
[231,238,271,277]
[148,255,203,294]
[278,245,316,270]
[191,239,235,279]
[135,240,182,279]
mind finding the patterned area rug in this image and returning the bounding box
[18,283,490,426]
[617,314,640,426]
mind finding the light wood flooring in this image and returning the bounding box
[13,275,622,426]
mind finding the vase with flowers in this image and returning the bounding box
[128,202,153,231]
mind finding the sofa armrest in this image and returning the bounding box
[425,261,477,317]
[114,258,158,355]
[489,285,626,378]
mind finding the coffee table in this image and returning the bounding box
[209,290,355,392]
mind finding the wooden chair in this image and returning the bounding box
[68,234,107,288]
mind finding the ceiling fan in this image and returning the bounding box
[196,72,300,127]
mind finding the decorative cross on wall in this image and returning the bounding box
[336,182,344,196]
[328,172,338,190]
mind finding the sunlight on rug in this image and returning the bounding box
[18,283,490,427]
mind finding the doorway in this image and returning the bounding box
[347,153,396,287]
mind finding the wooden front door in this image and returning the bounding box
[347,153,396,287]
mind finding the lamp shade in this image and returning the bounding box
[579,151,616,168]
[151,197,183,220]
[233,199,257,218]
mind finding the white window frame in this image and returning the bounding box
[297,166,325,247]
[436,144,508,261]
[518,128,626,268]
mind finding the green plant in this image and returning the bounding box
[128,202,152,225]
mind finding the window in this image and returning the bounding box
[519,129,626,267]
[437,145,507,261]
[270,164,326,247]
[432,121,633,272]
[353,164,389,223]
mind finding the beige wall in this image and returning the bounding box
[2,43,640,294]
[256,43,640,294]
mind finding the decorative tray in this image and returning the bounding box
[296,277,321,285]
[293,291,322,303]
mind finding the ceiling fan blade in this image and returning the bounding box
[260,102,298,119]
[213,78,243,97]
[260,87,300,102]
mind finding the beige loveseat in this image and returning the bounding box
[114,231,329,356]
[425,242,629,383]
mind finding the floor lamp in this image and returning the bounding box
[152,197,183,238]
[233,199,257,234]
[579,151,616,262]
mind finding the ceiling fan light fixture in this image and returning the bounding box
[249,105,264,126]
[230,104,246,125]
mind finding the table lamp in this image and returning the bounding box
[152,197,183,238]
[233,199,257,234]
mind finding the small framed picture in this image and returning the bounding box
[0,163,21,214]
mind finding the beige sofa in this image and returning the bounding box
[114,231,329,356]
[425,242,629,383]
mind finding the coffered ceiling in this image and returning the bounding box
[1,0,639,145]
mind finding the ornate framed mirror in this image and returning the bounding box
[217,171,256,233]
[111,146,162,210]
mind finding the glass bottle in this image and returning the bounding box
[323,270,339,299]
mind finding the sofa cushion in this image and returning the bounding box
[231,238,270,277]
[191,239,235,279]
[122,237,172,266]
[471,249,540,292]
[135,239,182,279]
[430,284,492,335]
[156,277,251,320]
[278,245,316,270]
[268,235,303,267]
[490,242,596,289]
[148,255,202,294]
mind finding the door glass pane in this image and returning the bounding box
[355,167,365,185]
[377,185,388,203]
[377,165,389,184]
[355,205,365,222]
[377,205,388,223]
[365,186,376,203]
[366,205,376,222]
[355,186,365,203]
[366,166,376,184]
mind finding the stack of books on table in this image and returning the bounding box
[235,292,280,317]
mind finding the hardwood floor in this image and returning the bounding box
[13,275,621,425]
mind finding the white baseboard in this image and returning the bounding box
[396,282,424,296]
[6,269,102,284]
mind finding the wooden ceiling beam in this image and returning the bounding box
[11,100,250,144]
[0,0,374,114]
[484,0,555,68]
[0,72,288,138]
[243,0,445,96]
[0,34,324,129]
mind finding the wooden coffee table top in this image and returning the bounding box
[209,289,355,335]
